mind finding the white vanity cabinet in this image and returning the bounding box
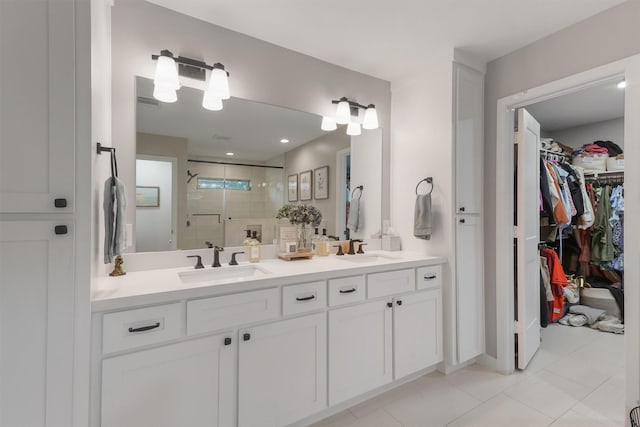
[92,259,444,427]
[101,334,235,427]
[238,312,327,427]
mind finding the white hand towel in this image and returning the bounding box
[414,193,432,240]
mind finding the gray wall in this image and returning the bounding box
[109,0,390,260]
[547,117,624,150]
[483,0,640,358]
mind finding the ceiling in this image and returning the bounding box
[526,78,625,131]
[136,77,327,162]
[146,0,626,82]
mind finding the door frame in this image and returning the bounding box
[494,54,640,411]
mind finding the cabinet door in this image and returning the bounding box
[0,0,75,213]
[394,289,442,379]
[238,313,326,427]
[101,334,235,427]
[454,63,484,215]
[0,221,74,426]
[329,300,392,406]
[455,215,484,363]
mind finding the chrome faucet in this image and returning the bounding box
[212,246,224,267]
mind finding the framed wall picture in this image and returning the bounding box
[287,174,298,202]
[299,170,312,201]
[314,166,329,199]
[136,186,160,207]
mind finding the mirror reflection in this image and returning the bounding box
[135,76,381,252]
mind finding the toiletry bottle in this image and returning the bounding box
[318,228,330,256]
[242,230,253,259]
[249,231,261,263]
[311,227,320,254]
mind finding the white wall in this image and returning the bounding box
[547,117,624,150]
[107,0,391,267]
[484,0,640,360]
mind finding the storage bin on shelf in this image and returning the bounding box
[606,155,624,171]
[572,153,607,172]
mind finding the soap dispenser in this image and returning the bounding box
[318,228,330,256]
[249,231,261,263]
[311,227,320,254]
[242,229,253,259]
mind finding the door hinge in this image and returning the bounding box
[513,226,518,238]
[514,320,519,333]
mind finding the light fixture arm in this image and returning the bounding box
[151,50,229,82]
[331,97,373,111]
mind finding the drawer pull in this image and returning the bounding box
[339,288,357,294]
[424,274,437,280]
[243,333,251,341]
[224,337,232,346]
[295,295,316,302]
[397,300,403,306]
[128,322,160,333]
[54,198,67,208]
[387,302,393,308]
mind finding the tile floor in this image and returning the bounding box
[311,324,625,427]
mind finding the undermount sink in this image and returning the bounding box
[178,265,272,284]
[337,254,399,263]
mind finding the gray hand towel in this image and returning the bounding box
[348,195,361,231]
[104,177,128,264]
[414,193,432,240]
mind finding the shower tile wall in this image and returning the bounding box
[183,162,284,249]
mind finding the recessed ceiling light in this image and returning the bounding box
[617,81,627,89]
[280,138,289,143]
[225,152,234,156]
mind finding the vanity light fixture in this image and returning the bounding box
[280,139,290,143]
[225,152,235,156]
[151,49,230,110]
[617,81,627,89]
[323,97,379,135]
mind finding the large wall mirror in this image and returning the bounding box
[134,76,382,252]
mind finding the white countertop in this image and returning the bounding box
[92,251,446,312]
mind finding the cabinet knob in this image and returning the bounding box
[224,337,232,346]
[459,206,465,212]
[396,300,403,306]
[54,198,67,208]
[243,333,251,341]
[54,225,68,235]
[386,302,393,308]
[459,219,466,224]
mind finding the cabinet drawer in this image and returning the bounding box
[187,288,279,336]
[367,269,415,299]
[416,265,442,290]
[328,276,365,306]
[282,281,326,316]
[103,303,183,354]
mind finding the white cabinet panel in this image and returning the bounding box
[0,221,74,426]
[454,63,484,215]
[394,289,442,379]
[328,275,366,306]
[0,0,75,213]
[456,215,484,363]
[282,280,326,316]
[367,268,415,299]
[329,300,392,405]
[238,313,326,427]
[101,334,235,427]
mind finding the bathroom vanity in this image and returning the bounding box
[90,252,445,427]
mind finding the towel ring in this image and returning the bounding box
[351,185,363,199]
[415,177,433,196]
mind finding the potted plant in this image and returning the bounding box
[276,204,322,252]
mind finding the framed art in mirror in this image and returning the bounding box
[136,186,160,207]
[288,174,298,202]
[300,170,312,201]
[314,166,329,200]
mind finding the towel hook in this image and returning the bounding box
[416,177,433,196]
[351,185,363,199]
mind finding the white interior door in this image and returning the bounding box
[136,157,176,251]
[516,108,541,370]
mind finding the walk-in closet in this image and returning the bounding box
[513,78,625,419]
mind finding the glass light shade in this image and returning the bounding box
[335,100,351,124]
[206,67,230,100]
[153,55,180,90]
[321,116,337,131]
[617,81,627,89]
[346,121,361,136]
[362,105,379,130]
[153,84,177,103]
[202,92,223,111]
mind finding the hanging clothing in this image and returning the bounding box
[540,248,568,322]
[591,186,614,264]
[539,159,555,219]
